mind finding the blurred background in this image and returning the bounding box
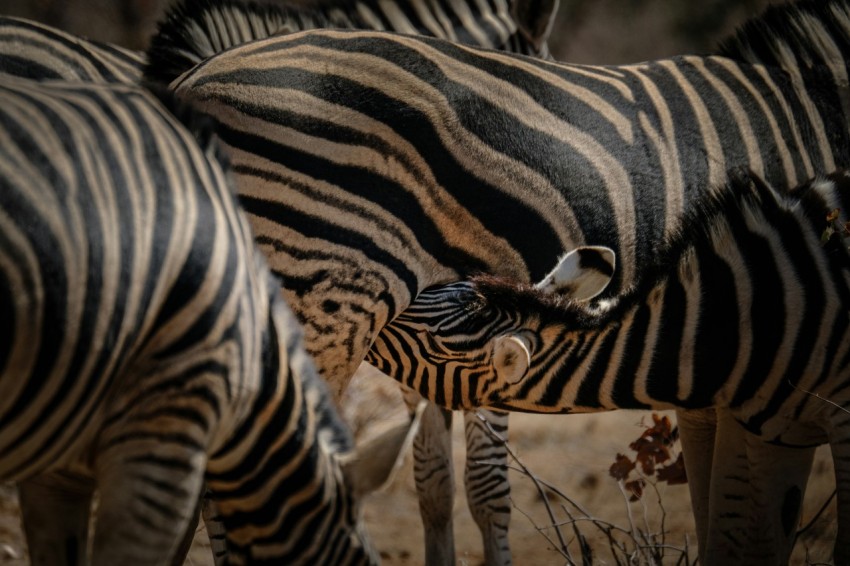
[0,0,782,62]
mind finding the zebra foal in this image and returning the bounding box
[0,77,412,565]
[368,168,850,563]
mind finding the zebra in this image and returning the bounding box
[146,0,560,563]
[0,15,145,82]
[145,0,850,562]
[0,76,416,565]
[366,167,850,564]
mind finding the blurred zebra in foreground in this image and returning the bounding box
[146,0,850,562]
[0,76,414,565]
[369,168,850,563]
[147,0,559,562]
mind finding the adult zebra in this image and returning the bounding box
[0,76,415,565]
[147,0,559,563]
[367,167,850,563]
[145,0,850,561]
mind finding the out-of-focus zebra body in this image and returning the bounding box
[0,76,413,565]
[148,1,850,560]
[369,168,850,563]
[0,15,145,82]
[148,0,559,563]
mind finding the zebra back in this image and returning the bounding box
[0,15,145,83]
[0,77,382,564]
[165,7,850,304]
[144,0,556,86]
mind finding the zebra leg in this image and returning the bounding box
[90,445,206,564]
[703,410,813,565]
[89,401,211,564]
[676,407,716,553]
[170,491,203,566]
[411,398,457,566]
[202,492,229,565]
[463,409,511,566]
[18,471,94,565]
[702,409,754,563]
[742,434,813,564]
[828,410,850,564]
[169,488,227,566]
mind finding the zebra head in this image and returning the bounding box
[367,246,615,409]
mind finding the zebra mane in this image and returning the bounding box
[465,274,611,330]
[145,0,332,86]
[718,0,850,76]
[465,168,850,331]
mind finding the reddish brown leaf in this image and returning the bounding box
[609,453,635,481]
[656,453,688,485]
[625,479,645,501]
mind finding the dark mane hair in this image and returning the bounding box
[718,0,850,73]
[145,0,332,86]
[466,274,616,330]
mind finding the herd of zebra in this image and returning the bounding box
[1,0,849,563]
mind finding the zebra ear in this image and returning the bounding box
[535,246,615,300]
[339,400,425,499]
[493,334,531,384]
[511,0,560,53]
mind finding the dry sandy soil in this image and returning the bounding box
[0,365,837,565]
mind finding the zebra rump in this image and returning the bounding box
[0,77,388,565]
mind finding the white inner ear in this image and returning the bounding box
[535,245,616,300]
[493,335,531,384]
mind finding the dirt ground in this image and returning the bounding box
[0,365,837,565]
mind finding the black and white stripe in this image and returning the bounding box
[0,76,392,565]
[369,168,850,563]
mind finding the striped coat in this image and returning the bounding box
[0,76,401,565]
